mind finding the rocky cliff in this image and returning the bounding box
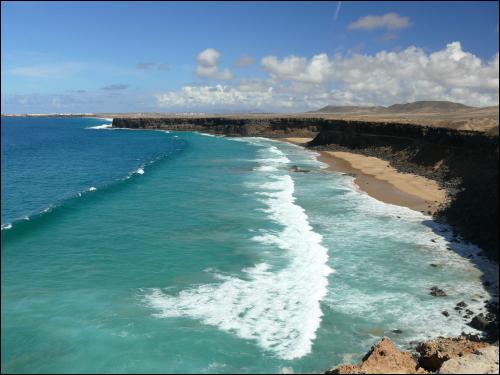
[326,336,499,374]
[112,117,499,261]
[112,117,323,137]
[307,120,498,262]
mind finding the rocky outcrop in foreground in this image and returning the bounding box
[328,338,426,374]
[326,337,499,374]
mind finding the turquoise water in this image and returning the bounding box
[1,117,495,373]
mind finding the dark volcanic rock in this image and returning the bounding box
[307,120,499,262]
[468,313,493,331]
[442,310,450,317]
[290,165,310,173]
[430,287,447,297]
[112,116,323,137]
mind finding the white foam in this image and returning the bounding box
[124,166,146,179]
[144,141,332,360]
[308,168,498,342]
[87,186,97,192]
[86,123,113,130]
[1,223,12,230]
[255,165,278,172]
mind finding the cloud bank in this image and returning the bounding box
[155,42,499,111]
[4,42,498,113]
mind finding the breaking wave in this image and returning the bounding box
[144,139,332,360]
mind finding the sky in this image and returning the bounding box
[1,1,499,114]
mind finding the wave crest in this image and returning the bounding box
[85,124,113,130]
[144,140,332,360]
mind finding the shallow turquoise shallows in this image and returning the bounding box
[1,117,493,373]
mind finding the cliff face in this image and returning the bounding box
[308,121,498,262]
[112,117,499,261]
[112,117,323,137]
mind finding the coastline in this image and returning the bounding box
[3,120,498,373]
[278,137,499,373]
[279,137,447,214]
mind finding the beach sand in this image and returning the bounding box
[279,137,447,214]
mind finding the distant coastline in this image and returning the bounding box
[2,100,498,134]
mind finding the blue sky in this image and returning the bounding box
[1,1,499,113]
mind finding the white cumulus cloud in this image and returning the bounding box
[348,12,411,31]
[261,54,333,84]
[156,83,273,109]
[195,48,233,80]
[155,42,499,111]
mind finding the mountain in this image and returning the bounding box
[313,101,476,114]
[387,101,474,113]
[312,105,389,114]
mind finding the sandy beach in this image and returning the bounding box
[280,137,447,214]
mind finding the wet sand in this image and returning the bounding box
[279,137,447,214]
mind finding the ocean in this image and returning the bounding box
[1,117,495,373]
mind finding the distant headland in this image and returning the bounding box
[2,100,499,134]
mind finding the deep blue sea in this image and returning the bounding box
[1,117,496,373]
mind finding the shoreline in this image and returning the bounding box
[279,137,447,215]
[279,136,500,371]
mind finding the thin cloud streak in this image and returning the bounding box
[334,1,342,22]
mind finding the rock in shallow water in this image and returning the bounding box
[430,286,447,297]
[468,313,494,331]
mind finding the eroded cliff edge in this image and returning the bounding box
[112,117,323,137]
[112,117,499,262]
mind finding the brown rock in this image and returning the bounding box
[326,338,427,374]
[439,346,499,374]
[416,336,489,372]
